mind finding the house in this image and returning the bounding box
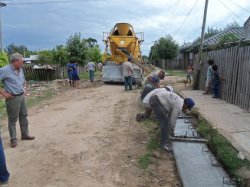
[24,55,39,64]
[179,17,250,66]
[244,16,250,40]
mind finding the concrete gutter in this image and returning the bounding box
[181,90,250,161]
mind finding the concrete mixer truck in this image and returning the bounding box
[102,23,151,82]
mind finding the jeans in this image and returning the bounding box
[5,95,29,140]
[149,95,170,147]
[213,84,220,98]
[0,137,10,183]
[89,70,95,82]
[140,84,156,101]
[124,76,132,91]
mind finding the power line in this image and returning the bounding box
[173,0,199,35]
[217,0,244,22]
[227,0,250,14]
[161,0,182,34]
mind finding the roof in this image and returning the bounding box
[244,16,250,27]
[202,27,245,46]
[180,42,193,51]
[181,27,245,52]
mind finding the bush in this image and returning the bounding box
[0,52,8,67]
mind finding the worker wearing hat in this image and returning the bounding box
[148,91,194,152]
[137,85,174,122]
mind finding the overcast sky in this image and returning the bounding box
[1,0,250,55]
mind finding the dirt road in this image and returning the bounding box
[1,82,179,187]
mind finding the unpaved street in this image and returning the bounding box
[1,83,179,187]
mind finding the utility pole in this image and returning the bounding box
[149,41,157,65]
[193,0,209,90]
[0,2,6,52]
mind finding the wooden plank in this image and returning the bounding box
[246,46,250,111]
[231,46,240,105]
[243,47,250,110]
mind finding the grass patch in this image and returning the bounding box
[165,69,186,78]
[138,153,152,170]
[195,115,250,185]
[137,118,160,170]
[79,70,102,80]
[147,134,160,151]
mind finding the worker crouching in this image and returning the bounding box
[143,91,195,152]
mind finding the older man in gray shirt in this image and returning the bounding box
[0,53,35,148]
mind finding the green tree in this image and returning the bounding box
[224,21,240,29]
[150,35,179,60]
[0,52,8,67]
[66,33,88,65]
[37,50,53,64]
[87,46,102,62]
[52,45,68,65]
[86,37,98,48]
[193,27,220,44]
[5,43,38,57]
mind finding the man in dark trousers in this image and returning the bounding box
[144,91,195,152]
[122,56,134,91]
[0,53,35,148]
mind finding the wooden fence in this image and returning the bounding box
[24,65,86,81]
[155,59,185,70]
[54,65,86,79]
[193,45,250,111]
[24,67,56,81]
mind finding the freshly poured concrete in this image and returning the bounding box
[174,118,198,138]
[172,116,235,187]
[173,142,235,187]
[182,90,250,161]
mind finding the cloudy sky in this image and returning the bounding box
[1,0,250,55]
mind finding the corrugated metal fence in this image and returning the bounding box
[194,45,250,111]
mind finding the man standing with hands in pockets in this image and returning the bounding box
[0,53,35,148]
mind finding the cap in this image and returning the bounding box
[165,85,174,92]
[185,98,195,109]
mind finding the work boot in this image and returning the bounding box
[10,140,17,148]
[0,180,8,186]
[21,136,35,140]
[136,114,144,122]
[161,143,173,153]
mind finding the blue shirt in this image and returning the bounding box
[0,64,25,95]
[66,63,73,74]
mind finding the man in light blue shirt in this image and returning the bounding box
[0,53,35,148]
